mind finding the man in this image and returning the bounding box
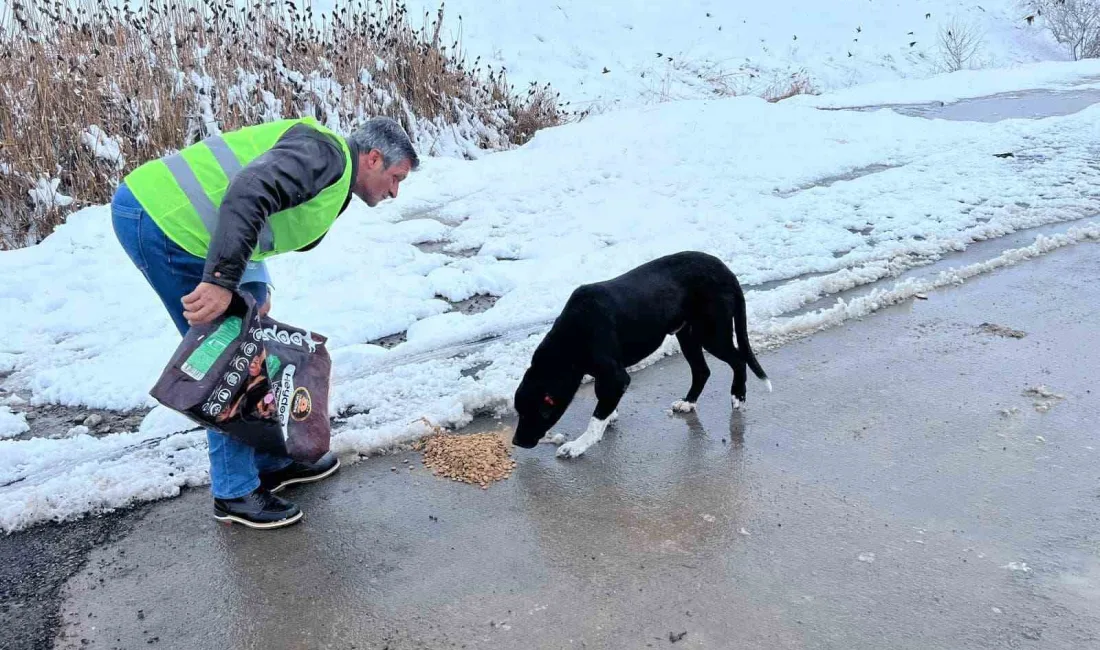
[111,116,419,529]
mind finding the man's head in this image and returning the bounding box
[348,117,420,207]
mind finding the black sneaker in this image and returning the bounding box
[259,452,341,494]
[213,488,302,529]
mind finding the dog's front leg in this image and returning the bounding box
[557,364,629,459]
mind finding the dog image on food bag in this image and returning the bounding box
[511,251,771,459]
[215,349,272,424]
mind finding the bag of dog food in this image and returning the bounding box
[149,292,332,463]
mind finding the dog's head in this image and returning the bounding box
[512,364,581,448]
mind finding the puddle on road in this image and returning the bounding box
[857,87,1100,123]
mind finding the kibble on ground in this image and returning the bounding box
[412,426,517,489]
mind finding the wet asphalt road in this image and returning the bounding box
[36,239,1100,650]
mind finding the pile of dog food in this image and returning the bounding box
[413,425,517,489]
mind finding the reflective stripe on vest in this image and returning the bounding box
[162,135,275,254]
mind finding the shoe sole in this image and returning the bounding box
[269,457,341,494]
[214,510,303,529]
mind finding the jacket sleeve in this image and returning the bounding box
[201,125,348,289]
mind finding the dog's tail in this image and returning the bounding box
[730,282,771,391]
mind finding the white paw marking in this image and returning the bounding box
[540,433,568,445]
[671,400,696,413]
[764,378,773,392]
[556,416,611,459]
[556,440,586,458]
[731,395,744,410]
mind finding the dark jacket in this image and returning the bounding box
[202,124,359,290]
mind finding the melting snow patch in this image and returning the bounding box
[64,425,90,439]
[0,406,29,440]
[1003,562,1032,573]
[858,552,876,563]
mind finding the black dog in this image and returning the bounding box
[512,251,770,457]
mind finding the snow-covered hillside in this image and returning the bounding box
[336,0,1068,109]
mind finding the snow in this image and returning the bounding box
[0,428,210,532]
[755,223,1100,346]
[80,125,125,169]
[309,0,1070,109]
[0,406,28,440]
[27,177,73,210]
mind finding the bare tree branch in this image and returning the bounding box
[937,17,985,71]
[1019,0,1100,60]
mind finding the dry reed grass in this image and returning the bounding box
[0,0,571,248]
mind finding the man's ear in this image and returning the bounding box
[365,148,385,171]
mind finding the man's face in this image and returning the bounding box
[354,149,411,207]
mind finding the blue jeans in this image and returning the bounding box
[111,182,292,499]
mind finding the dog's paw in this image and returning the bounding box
[731,395,745,411]
[541,432,568,446]
[556,440,588,459]
[671,400,696,414]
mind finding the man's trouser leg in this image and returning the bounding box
[110,183,292,499]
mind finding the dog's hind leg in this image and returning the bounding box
[700,309,749,410]
[671,327,709,413]
[557,361,629,459]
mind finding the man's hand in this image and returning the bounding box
[182,282,232,325]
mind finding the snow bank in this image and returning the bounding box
[0,429,210,532]
[3,82,1100,531]
[756,223,1100,346]
[790,59,1100,109]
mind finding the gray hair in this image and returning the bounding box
[348,117,420,171]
